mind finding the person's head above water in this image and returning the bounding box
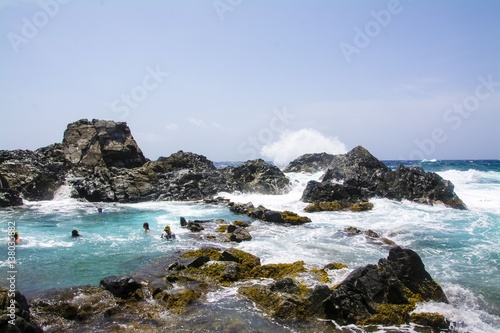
[143,222,150,231]
[71,229,80,237]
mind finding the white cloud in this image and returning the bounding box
[165,123,179,131]
[260,128,347,166]
[211,121,224,130]
[188,117,206,127]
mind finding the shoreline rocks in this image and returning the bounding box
[26,246,451,332]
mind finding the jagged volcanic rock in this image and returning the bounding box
[0,119,292,205]
[292,146,466,209]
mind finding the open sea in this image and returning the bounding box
[1,160,499,332]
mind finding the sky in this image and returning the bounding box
[1,0,499,165]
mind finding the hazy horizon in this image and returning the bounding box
[1,0,499,164]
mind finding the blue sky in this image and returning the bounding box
[1,0,499,164]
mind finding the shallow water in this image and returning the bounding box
[1,160,499,332]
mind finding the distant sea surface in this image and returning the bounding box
[1,160,499,332]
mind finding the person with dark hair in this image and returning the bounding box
[143,222,151,232]
[71,229,80,237]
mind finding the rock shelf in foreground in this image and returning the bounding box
[17,246,451,332]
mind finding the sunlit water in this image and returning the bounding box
[1,160,499,332]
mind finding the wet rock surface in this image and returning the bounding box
[25,246,450,332]
[0,287,43,333]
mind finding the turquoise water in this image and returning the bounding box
[1,160,499,332]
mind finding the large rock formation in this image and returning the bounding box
[291,146,466,210]
[0,119,292,205]
[63,119,146,168]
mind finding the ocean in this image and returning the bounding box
[1,160,499,332]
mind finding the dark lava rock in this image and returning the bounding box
[282,152,336,173]
[100,275,142,298]
[221,159,291,194]
[0,287,43,333]
[0,189,23,207]
[228,201,311,225]
[292,146,466,210]
[324,246,448,326]
[0,147,68,201]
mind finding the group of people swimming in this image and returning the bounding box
[143,222,176,239]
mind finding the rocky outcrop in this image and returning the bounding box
[0,146,68,201]
[0,287,43,333]
[63,119,146,168]
[283,152,337,173]
[0,119,293,206]
[228,201,311,225]
[0,189,23,207]
[324,246,448,325]
[221,159,291,194]
[293,146,466,210]
[27,247,449,331]
[100,276,142,298]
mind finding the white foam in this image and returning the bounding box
[438,169,500,213]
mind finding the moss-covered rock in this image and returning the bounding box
[228,201,311,225]
[163,289,203,314]
[180,247,222,261]
[250,261,306,279]
[410,311,450,329]
[216,225,229,233]
[233,220,249,227]
[324,262,348,270]
[220,247,261,271]
[280,210,312,224]
[304,200,373,212]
